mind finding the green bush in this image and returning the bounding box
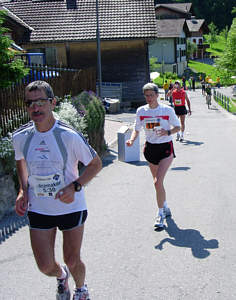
[149,57,160,72]
[165,72,178,80]
[72,91,106,154]
[53,98,87,137]
[0,11,29,88]
[0,130,19,189]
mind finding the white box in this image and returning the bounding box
[117,126,140,162]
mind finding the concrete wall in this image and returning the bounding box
[149,38,175,63]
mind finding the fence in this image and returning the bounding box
[0,65,96,136]
[213,90,232,112]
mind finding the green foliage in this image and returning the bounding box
[73,91,105,132]
[220,26,229,41]
[0,11,29,88]
[0,130,15,175]
[204,34,227,57]
[153,72,178,87]
[217,18,236,75]
[0,129,18,189]
[188,60,236,86]
[163,72,178,80]
[53,97,87,137]
[149,57,160,72]
[187,40,197,60]
[206,22,218,46]
[72,91,106,153]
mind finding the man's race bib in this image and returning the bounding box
[28,173,65,198]
[145,118,162,130]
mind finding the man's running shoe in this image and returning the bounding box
[154,213,165,228]
[56,265,70,300]
[176,133,180,141]
[72,285,90,300]
[180,136,184,142]
[164,207,172,217]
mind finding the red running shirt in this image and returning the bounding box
[172,89,186,106]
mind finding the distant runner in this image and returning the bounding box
[168,81,191,142]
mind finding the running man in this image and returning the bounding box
[13,80,102,300]
[205,83,212,109]
[163,80,169,100]
[168,81,191,142]
[126,83,180,229]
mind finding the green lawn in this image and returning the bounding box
[188,60,219,81]
[204,35,227,57]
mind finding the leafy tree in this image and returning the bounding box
[220,26,229,41]
[149,57,160,72]
[187,40,197,60]
[217,18,236,75]
[207,22,218,46]
[0,11,28,88]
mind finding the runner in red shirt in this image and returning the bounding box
[168,81,191,141]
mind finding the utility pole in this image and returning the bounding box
[96,0,102,97]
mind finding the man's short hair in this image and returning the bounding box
[25,80,54,99]
[143,83,159,94]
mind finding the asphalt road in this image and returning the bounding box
[0,89,236,300]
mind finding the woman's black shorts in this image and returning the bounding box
[143,141,175,165]
[174,105,187,116]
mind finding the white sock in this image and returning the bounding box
[180,131,184,137]
[163,201,168,208]
[76,285,87,291]
[58,266,67,280]
[159,208,164,216]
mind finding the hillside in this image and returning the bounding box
[155,0,235,31]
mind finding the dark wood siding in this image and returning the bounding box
[101,40,149,103]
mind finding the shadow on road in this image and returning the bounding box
[154,217,219,259]
[208,106,219,111]
[171,166,191,171]
[127,160,148,166]
[0,212,28,244]
[102,149,118,167]
[180,140,204,146]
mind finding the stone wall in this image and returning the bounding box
[0,161,16,220]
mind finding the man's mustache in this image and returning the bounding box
[32,111,43,116]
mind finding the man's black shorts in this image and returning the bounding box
[28,210,88,231]
[174,105,187,116]
[143,141,175,165]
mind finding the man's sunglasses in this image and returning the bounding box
[25,98,52,108]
